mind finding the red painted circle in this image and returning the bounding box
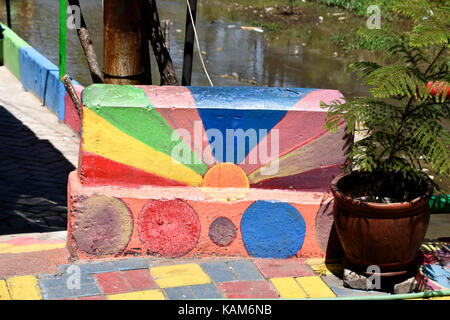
[138,199,200,258]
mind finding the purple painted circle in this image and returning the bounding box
[72,195,133,257]
[315,200,343,259]
[208,217,237,247]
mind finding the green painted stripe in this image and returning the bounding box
[82,85,207,175]
[82,84,151,110]
[0,22,30,79]
[94,107,208,175]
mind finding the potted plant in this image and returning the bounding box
[323,0,449,280]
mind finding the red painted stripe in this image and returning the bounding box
[63,85,84,134]
[249,164,342,191]
[79,151,188,187]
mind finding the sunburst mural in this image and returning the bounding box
[68,85,350,260]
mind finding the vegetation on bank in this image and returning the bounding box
[317,0,394,16]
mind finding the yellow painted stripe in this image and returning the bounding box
[0,243,65,254]
[83,108,203,186]
[107,289,166,300]
[0,280,11,300]
[296,276,336,298]
[150,264,211,288]
[270,277,308,299]
[6,275,42,300]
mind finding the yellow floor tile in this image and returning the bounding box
[6,275,42,300]
[150,263,211,288]
[107,289,166,300]
[270,277,308,299]
[0,280,11,300]
[296,276,336,298]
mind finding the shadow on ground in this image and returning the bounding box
[0,106,75,235]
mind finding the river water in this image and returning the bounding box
[0,0,370,96]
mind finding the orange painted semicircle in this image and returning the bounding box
[202,163,249,189]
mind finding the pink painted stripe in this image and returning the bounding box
[2,237,64,246]
[291,89,345,112]
[154,108,216,167]
[240,89,346,174]
[137,85,215,166]
[239,111,328,174]
[136,85,196,108]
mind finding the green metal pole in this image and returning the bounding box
[59,0,67,79]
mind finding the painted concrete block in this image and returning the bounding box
[64,85,84,134]
[1,23,29,79]
[18,45,78,121]
[121,269,157,291]
[201,261,238,282]
[19,46,58,100]
[41,282,101,300]
[218,280,279,299]
[107,289,165,300]
[254,258,315,278]
[227,260,264,281]
[68,85,351,260]
[61,261,116,274]
[43,70,66,120]
[149,264,211,288]
[6,275,42,300]
[163,286,195,300]
[0,280,11,300]
[270,277,308,299]
[114,257,150,271]
[94,272,130,294]
[188,284,223,299]
[0,39,3,66]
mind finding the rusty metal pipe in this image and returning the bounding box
[103,0,149,85]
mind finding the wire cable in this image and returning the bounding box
[186,0,214,86]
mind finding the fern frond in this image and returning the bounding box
[366,64,418,98]
[350,61,382,80]
[393,0,433,21]
[409,120,450,175]
[410,18,450,47]
[356,27,403,53]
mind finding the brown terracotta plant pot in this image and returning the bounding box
[330,171,433,277]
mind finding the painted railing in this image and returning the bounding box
[0,22,83,128]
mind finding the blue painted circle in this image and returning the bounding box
[241,201,306,258]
